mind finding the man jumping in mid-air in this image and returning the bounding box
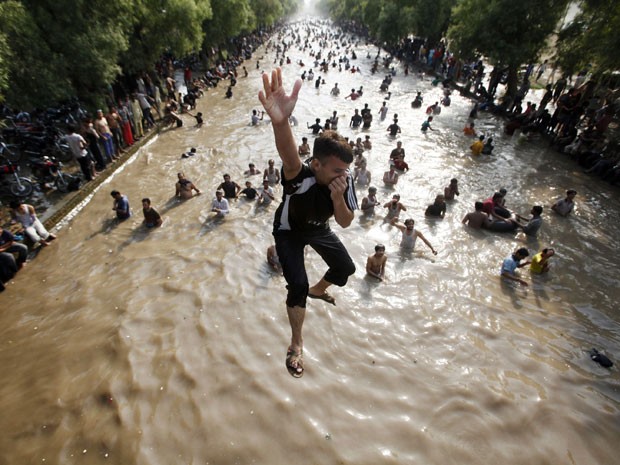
[259,68,357,378]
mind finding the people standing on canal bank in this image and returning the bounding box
[259,68,357,378]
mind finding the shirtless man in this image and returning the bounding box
[444,178,460,200]
[244,163,262,176]
[462,201,490,229]
[362,135,372,150]
[175,172,201,199]
[366,244,387,280]
[391,218,437,254]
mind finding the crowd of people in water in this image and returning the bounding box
[2,17,614,303]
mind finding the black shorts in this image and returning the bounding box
[274,229,355,308]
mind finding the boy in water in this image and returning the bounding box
[259,68,357,378]
[366,244,387,280]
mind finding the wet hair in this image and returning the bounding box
[142,198,151,204]
[515,247,529,257]
[110,190,120,197]
[567,189,577,195]
[312,130,353,164]
[474,201,483,211]
[532,205,543,215]
[223,173,230,179]
[375,244,385,252]
[404,219,415,226]
[542,248,555,255]
[450,178,458,184]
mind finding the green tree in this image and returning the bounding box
[203,0,255,50]
[555,0,620,77]
[448,0,568,97]
[249,0,284,28]
[0,0,133,108]
[121,0,212,75]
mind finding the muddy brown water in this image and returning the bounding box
[1,19,619,465]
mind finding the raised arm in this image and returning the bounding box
[258,68,303,180]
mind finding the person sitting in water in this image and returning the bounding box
[251,109,264,125]
[425,194,447,218]
[175,172,201,199]
[421,116,434,132]
[142,198,163,228]
[483,192,511,219]
[298,137,311,157]
[411,92,423,108]
[217,173,241,199]
[257,179,275,206]
[354,161,371,186]
[366,244,387,281]
[444,178,460,200]
[463,122,477,136]
[552,189,577,217]
[470,135,485,155]
[361,186,379,215]
[240,181,258,200]
[462,201,491,229]
[530,248,555,274]
[362,135,372,150]
[211,190,230,217]
[387,119,401,136]
[501,247,530,286]
[383,165,399,185]
[514,205,543,237]
[263,159,281,186]
[244,163,262,176]
[110,190,131,220]
[391,218,438,254]
[307,118,324,135]
[482,137,495,154]
[384,194,406,220]
[182,147,197,158]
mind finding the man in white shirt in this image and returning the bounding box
[211,190,230,217]
[257,179,275,206]
[65,124,96,181]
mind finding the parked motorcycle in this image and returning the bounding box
[0,156,34,197]
[29,156,80,193]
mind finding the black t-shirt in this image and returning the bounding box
[425,202,446,217]
[0,229,14,247]
[241,187,258,200]
[350,114,362,128]
[274,162,357,233]
[218,181,238,198]
[388,123,400,136]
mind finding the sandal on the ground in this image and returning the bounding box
[308,291,336,306]
[286,348,304,378]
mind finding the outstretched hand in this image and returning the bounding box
[258,68,302,126]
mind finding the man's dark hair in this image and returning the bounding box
[110,190,120,197]
[9,199,21,209]
[375,244,385,252]
[142,198,151,204]
[516,247,529,257]
[532,205,543,215]
[567,189,577,195]
[475,201,483,210]
[312,130,353,164]
[492,192,503,201]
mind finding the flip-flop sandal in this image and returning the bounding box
[286,348,304,378]
[307,292,336,306]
